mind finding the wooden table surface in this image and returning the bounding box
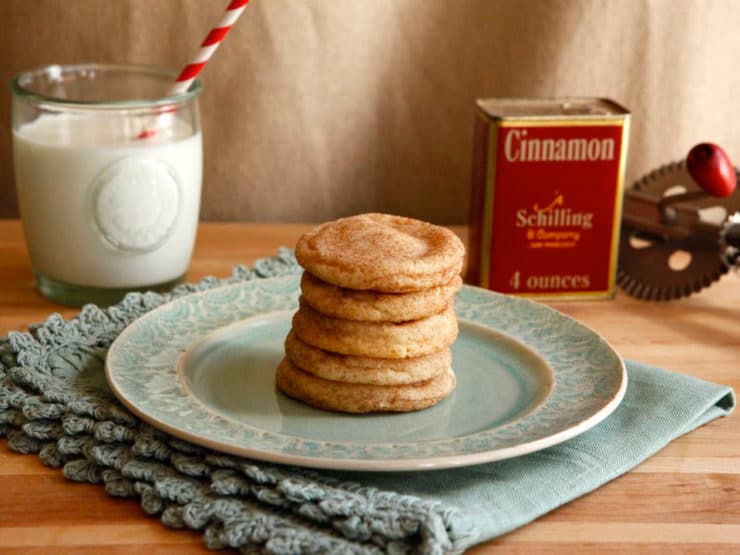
[1,219,738,554]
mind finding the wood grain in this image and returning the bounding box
[1,219,738,554]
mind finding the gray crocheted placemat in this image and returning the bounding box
[0,249,468,554]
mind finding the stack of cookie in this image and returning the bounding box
[276,213,465,413]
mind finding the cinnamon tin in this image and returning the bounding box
[467,98,630,299]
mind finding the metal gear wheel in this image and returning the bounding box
[720,211,740,272]
[617,161,740,300]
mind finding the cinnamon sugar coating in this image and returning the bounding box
[276,358,456,413]
[301,271,461,322]
[292,298,458,358]
[295,213,464,292]
[285,330,450,385]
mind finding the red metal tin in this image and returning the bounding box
[467,98,631,299]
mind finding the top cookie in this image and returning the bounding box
[295,213,465,292]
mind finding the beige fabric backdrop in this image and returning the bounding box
[2,0,739,223]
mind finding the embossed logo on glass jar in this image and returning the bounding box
[89,157,182,253]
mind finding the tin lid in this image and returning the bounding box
[477,97,629,120]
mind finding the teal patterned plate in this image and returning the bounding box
[106,275,626,471]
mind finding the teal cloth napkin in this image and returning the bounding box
[0,252,734,553]
[350,360,735,548]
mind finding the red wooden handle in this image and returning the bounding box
[686,143,737,198]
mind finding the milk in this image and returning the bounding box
[13,113,202,288]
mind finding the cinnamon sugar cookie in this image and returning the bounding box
[285,330,450,385]
[292,299,458,358]
[295,213,464,292]
[301,271,462,322]
[275,358,456,413]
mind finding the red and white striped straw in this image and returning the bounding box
[138,0,249,138]
[170,0,250,95]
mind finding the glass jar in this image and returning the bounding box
[11,63,202,306]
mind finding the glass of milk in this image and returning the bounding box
[11,64,202,306]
